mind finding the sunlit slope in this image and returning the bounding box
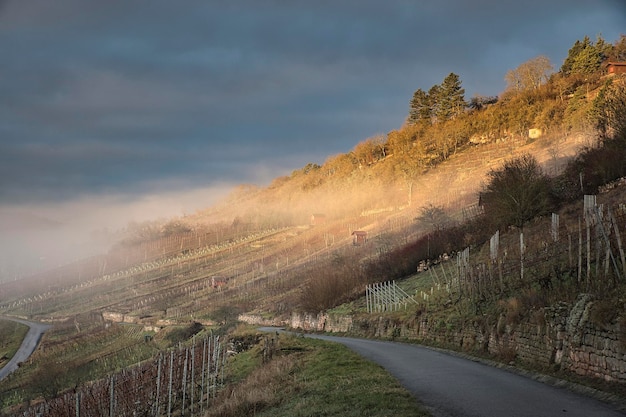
[0,127,589,322]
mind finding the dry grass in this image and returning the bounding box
[205,355,301,417]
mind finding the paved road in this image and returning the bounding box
[0,317,50,381]
[262,328,625,417]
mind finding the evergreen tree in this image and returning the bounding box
[408,88,431,124]
[609,35,626,61]
[437,73,466,121]
[571,44,603,75]
[560,38,586,75]
[593,35,612,60]
[427,84,442,124]
[561,36,605,76]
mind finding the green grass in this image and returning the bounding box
[272,338,427,417]
[0,322,163,409]
[0,320,29,368]
[208,334,429,417]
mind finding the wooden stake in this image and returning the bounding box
[155,355,162,416]
[109,376,115,417]
[586,215,591,285]
[578,217,582,284]
[182,347,189,416]
[609,207,626,280]
[168,351,174,417]
[568,231,573,270]
[519,231,524,282]
[191,341,196,416]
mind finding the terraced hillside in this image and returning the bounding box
[0,128,592,325]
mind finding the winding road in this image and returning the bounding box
[263,328,626,417]
[0,317,50,382]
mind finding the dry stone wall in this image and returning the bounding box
[267,294,626,383]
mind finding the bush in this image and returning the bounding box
[300,261,365,313]
[480,154,554,230]
[164,322,204,343]
[557,136,626,200]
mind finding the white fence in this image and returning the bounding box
[366,280,418,313]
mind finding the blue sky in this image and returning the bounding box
[1,0,625,227]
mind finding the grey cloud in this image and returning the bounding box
[0,0,624,209]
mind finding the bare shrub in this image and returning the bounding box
[481,154,554,230]
[590,300,620,330]
[498,343,517,363]
[500,297,523,326]
[300,260,364,313]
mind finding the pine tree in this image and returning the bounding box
[561,36,605,76]
[408,88,431,124]
[437,73,466,122]
[571,44,603,75]
[427,84,442,124]
[609,35,626,61]
[408,73,465,125]
[560,38,585,75]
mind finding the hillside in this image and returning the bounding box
[0,127,595,320]
[1,40,625,327]
[1,35,626,414]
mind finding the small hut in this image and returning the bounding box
[310,213,327,226]
[211,276,228,289]
[605,61,626,76]
[352,231,367,245]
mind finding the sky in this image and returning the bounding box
[0,1,625,273]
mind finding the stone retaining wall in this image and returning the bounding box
[246,294,626,383]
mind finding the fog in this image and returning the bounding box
[0,184,234,281]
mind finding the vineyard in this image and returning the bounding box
[1,112,625,414]
[16,332,228,417]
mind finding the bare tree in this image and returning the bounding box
[505,55,554,92]
[415,204,452,232]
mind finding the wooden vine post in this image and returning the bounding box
[609,206,626,280]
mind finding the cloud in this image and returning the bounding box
[0,182,235,278]
[0,0,624,214]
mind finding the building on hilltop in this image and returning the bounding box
[604,61,626,76]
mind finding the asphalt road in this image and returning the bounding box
[261,328,626,417]
[0,317,50,382]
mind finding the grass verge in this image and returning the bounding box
[207,332,429,417]
[0,320,29,370]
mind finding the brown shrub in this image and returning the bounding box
[590,300,620,330]
[500,297,523,326]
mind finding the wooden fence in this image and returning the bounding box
[366,281,418,313]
